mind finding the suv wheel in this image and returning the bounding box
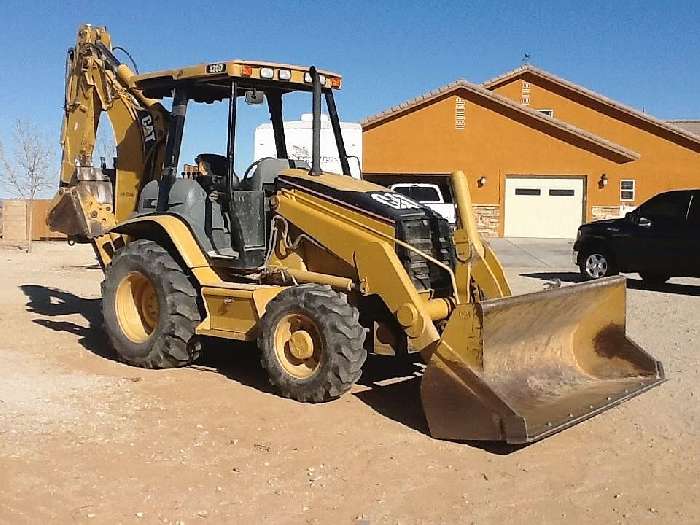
[579,249,617,280]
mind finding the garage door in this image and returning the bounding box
[504,177,584,238]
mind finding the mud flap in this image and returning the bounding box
[421,276,665,444]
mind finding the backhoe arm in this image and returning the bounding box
[47,24,168,244]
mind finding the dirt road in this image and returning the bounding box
[1,243,698,524]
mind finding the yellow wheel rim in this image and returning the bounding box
[115,271,160,343]
[274,312,321,379]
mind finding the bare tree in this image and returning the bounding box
[0,120,55,252]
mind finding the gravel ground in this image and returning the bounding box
[0,242,698,524]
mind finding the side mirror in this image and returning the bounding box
[625,211,636,223]
[244,90,265,105]
[638,216,652,228]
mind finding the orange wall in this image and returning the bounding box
[363,89,631,233]
[491,75,700,206]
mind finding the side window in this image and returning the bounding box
[638,192,691,223]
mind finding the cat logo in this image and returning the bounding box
[140,114,156,143]
[370,192,421,210]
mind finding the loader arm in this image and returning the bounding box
[448,170,511,301]
[47,24,168,256]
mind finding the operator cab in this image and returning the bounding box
[134,62,350,269]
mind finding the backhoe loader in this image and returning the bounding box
[48,24,664,444]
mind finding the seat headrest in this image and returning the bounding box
[195,154,228,177]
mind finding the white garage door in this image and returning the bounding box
[504,177,584,238]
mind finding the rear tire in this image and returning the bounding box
[259,284,366,402]
[639,273,670,286]
[579,248,617,280]
[102,239,202,368]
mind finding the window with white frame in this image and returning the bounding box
[620,179,635,201]
[538,109,554,117]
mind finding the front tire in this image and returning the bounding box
[259,284,367,402]
[102,239,202,368]
[579,248,617,280]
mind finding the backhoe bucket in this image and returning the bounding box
[421,276,664,444]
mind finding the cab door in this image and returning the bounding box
[631,191,693,275]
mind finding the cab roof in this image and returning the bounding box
[133,60,342,103]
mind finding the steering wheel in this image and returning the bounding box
[242,157,275,182]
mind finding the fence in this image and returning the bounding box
[0,199,66,242]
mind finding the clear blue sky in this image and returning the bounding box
[1,0,698,196]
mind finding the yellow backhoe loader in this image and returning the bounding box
[48,24,664,444]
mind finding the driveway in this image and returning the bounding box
[1,242,698,524]
[489,237,576,270]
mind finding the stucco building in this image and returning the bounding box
[362,65,700,238]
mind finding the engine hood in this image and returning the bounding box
[579,217,626,234]
[276,170,439,223]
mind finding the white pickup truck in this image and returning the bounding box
[390,183,456,225]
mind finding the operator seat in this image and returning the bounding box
[195,153,239,189]
[239,158,310,192]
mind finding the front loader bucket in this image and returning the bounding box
[421,276,664,444]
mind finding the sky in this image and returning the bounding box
[0,0,699,197]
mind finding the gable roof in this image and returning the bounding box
[666,120,700,137]
[483,65,700,149]
[361,79,639,162]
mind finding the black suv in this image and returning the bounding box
[574,189,700,284]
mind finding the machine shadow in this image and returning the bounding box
[19,284,114,359]
[354,355,527,454]
[354,355,429,434]
[192,338,275,394]
[19,285,525,453]
[18,284,274,390]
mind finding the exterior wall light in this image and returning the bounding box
[599,173,609,188]
[477,176,487,187]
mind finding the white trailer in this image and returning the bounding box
[254,113,362,178]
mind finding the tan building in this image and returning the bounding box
[362,65,700,238]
